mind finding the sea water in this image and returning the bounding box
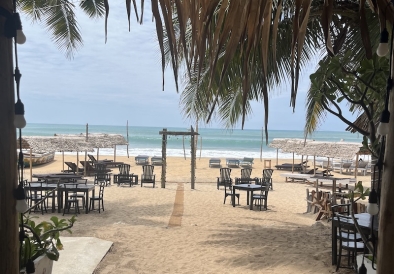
[21,123,364,160]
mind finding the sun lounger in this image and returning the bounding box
[151,156,163,166]
[280,173,313,183]
[226,158,240,168]
[135,155,149,165]
[275,163,304,171]
[239,157,254,167]
[209,158,221,168]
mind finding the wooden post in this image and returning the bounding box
[0,2,19,271]
[191,126,196,189]
[377,44,394,274]
[161,128,167,188]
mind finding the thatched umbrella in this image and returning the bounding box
[269,138,292,166]
[86,133,128,162]
[19,136,94,179]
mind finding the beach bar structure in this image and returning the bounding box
[159,127,199,189]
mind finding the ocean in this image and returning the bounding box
[21,123,364,160]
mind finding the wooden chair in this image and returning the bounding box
[223,178,239,205]
[140,165,156,188]
[251,182,269,210]
[94,163,111,186]
[235,168,252,185]
[63,183,80,215]
[114,164,135,187]
[331,204,364,271]
[217,168,232,189]
[68,178,87,209]
[89,182,106,213]
[26,180,47,215]
[262,168,274,190]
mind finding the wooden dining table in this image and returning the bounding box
[26,182,95,214]
[232,183,266,210]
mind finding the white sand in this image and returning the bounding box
[27,155,368,273]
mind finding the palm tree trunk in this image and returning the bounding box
[0,0,19,272]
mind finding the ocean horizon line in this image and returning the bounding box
[24,122,351,134]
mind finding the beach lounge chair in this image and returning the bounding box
[209,158,221,168]
[235,168,252,184]
[135,155,149,165]
[63,162,84,174]
[226,158,240,168]
[80,161,111,176]
[151,156,163,166]
[349,160,369,176]
[88,154,123,168]
[239,157,254,167]
[141,165,155,188]
[339,162,352,174]
[217,168,232,190]
[88,154,113,164]
[274,161,308,171]
[114,164,136,187]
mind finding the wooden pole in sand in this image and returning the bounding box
[260,127,263,161]
[191,126,196,189]
[161,128,167,188]
[30,148,33,181]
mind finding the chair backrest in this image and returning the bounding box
[143,165,154,176]
[262,169,273,181]
[65,162,77,172]
[119,164,130,175]
[98,182,106,198]
[95,163,107,173]
[88,154,97,163]
[72,178,87,185]
[219,168,231,182]
[357,161,368,169]
[80,161,94,171]
[241,168,252,179]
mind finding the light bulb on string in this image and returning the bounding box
[14,99,26,128]
[367,189,379,215]
[377,28,389,57]
[14,183,28,213]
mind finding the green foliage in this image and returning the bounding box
[346,181,370,201]
[20,215,76,270]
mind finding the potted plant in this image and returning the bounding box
[19,215,76,274]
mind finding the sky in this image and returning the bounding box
[17,3,357,131]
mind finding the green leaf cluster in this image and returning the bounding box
[19,215,76,270]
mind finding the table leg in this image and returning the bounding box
[246,191,249,205]
[57,190,63,213]
[250,190,254,210]
[51,192,55,213]
[332,220,337,265]
[85,189,91,214]
[232,186,235,207]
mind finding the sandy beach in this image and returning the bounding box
[26,155,370,274]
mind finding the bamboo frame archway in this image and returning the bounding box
[159,126,199,189]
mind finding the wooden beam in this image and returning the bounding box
[0,3,19,271]
[159,131,199,136]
